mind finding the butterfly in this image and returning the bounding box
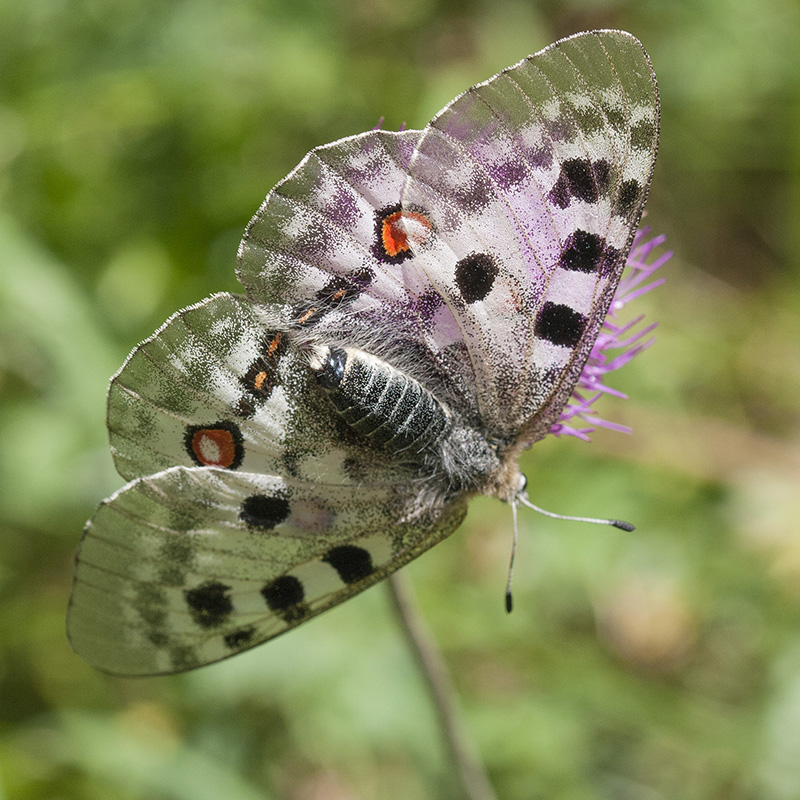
[68,30,659,676]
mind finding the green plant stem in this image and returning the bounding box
[387,572,499,800]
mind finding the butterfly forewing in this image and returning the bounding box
[402,30,658,441]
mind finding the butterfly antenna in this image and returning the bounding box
[518,494,635,531]
[505,500,519,613]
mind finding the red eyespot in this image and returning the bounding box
[379,209,431,259]
[185,422,244,469]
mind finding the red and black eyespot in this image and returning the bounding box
[184,421,244,469]
[373,204,433,264]
[234,331,288,417]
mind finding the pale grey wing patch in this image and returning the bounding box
[107,292,416,488]
[235,129,483,425]
[67,466,467,676]
[238,130,424,307]
[402,30,659,441]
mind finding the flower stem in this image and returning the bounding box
[386,572,498,800]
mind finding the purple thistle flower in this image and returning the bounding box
[550,227,671,441]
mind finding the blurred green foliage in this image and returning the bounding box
[1,1,800,798]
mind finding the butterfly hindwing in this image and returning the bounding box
[68,465,468,675]
[107,292,420,489]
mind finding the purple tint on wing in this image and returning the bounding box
[452,171,496,211]
[417,289,445,321]
[526,145,554,170]
[545,116,576,143]
[488,160,528,189]
[329,185,362,228]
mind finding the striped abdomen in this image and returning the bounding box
[312,346,449,455]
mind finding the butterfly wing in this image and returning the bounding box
[68,465,467,675]
[401,29,659,442]
[108,292,285,481]
[236,129,486,428]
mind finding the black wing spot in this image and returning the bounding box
[534,302,587,348]
[454,253,499,303]
[240,494,291,530]
[616,180,642,221]
[548,158,612,209]
[559,230,606,273]
[224,626,256,650]
[185,581,233,629]
[323,545,375,584]
[262,575,305,612]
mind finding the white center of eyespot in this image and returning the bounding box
[399,213,432,248]
[198,435,221,464]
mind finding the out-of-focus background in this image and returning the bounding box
[2,1,799,798]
